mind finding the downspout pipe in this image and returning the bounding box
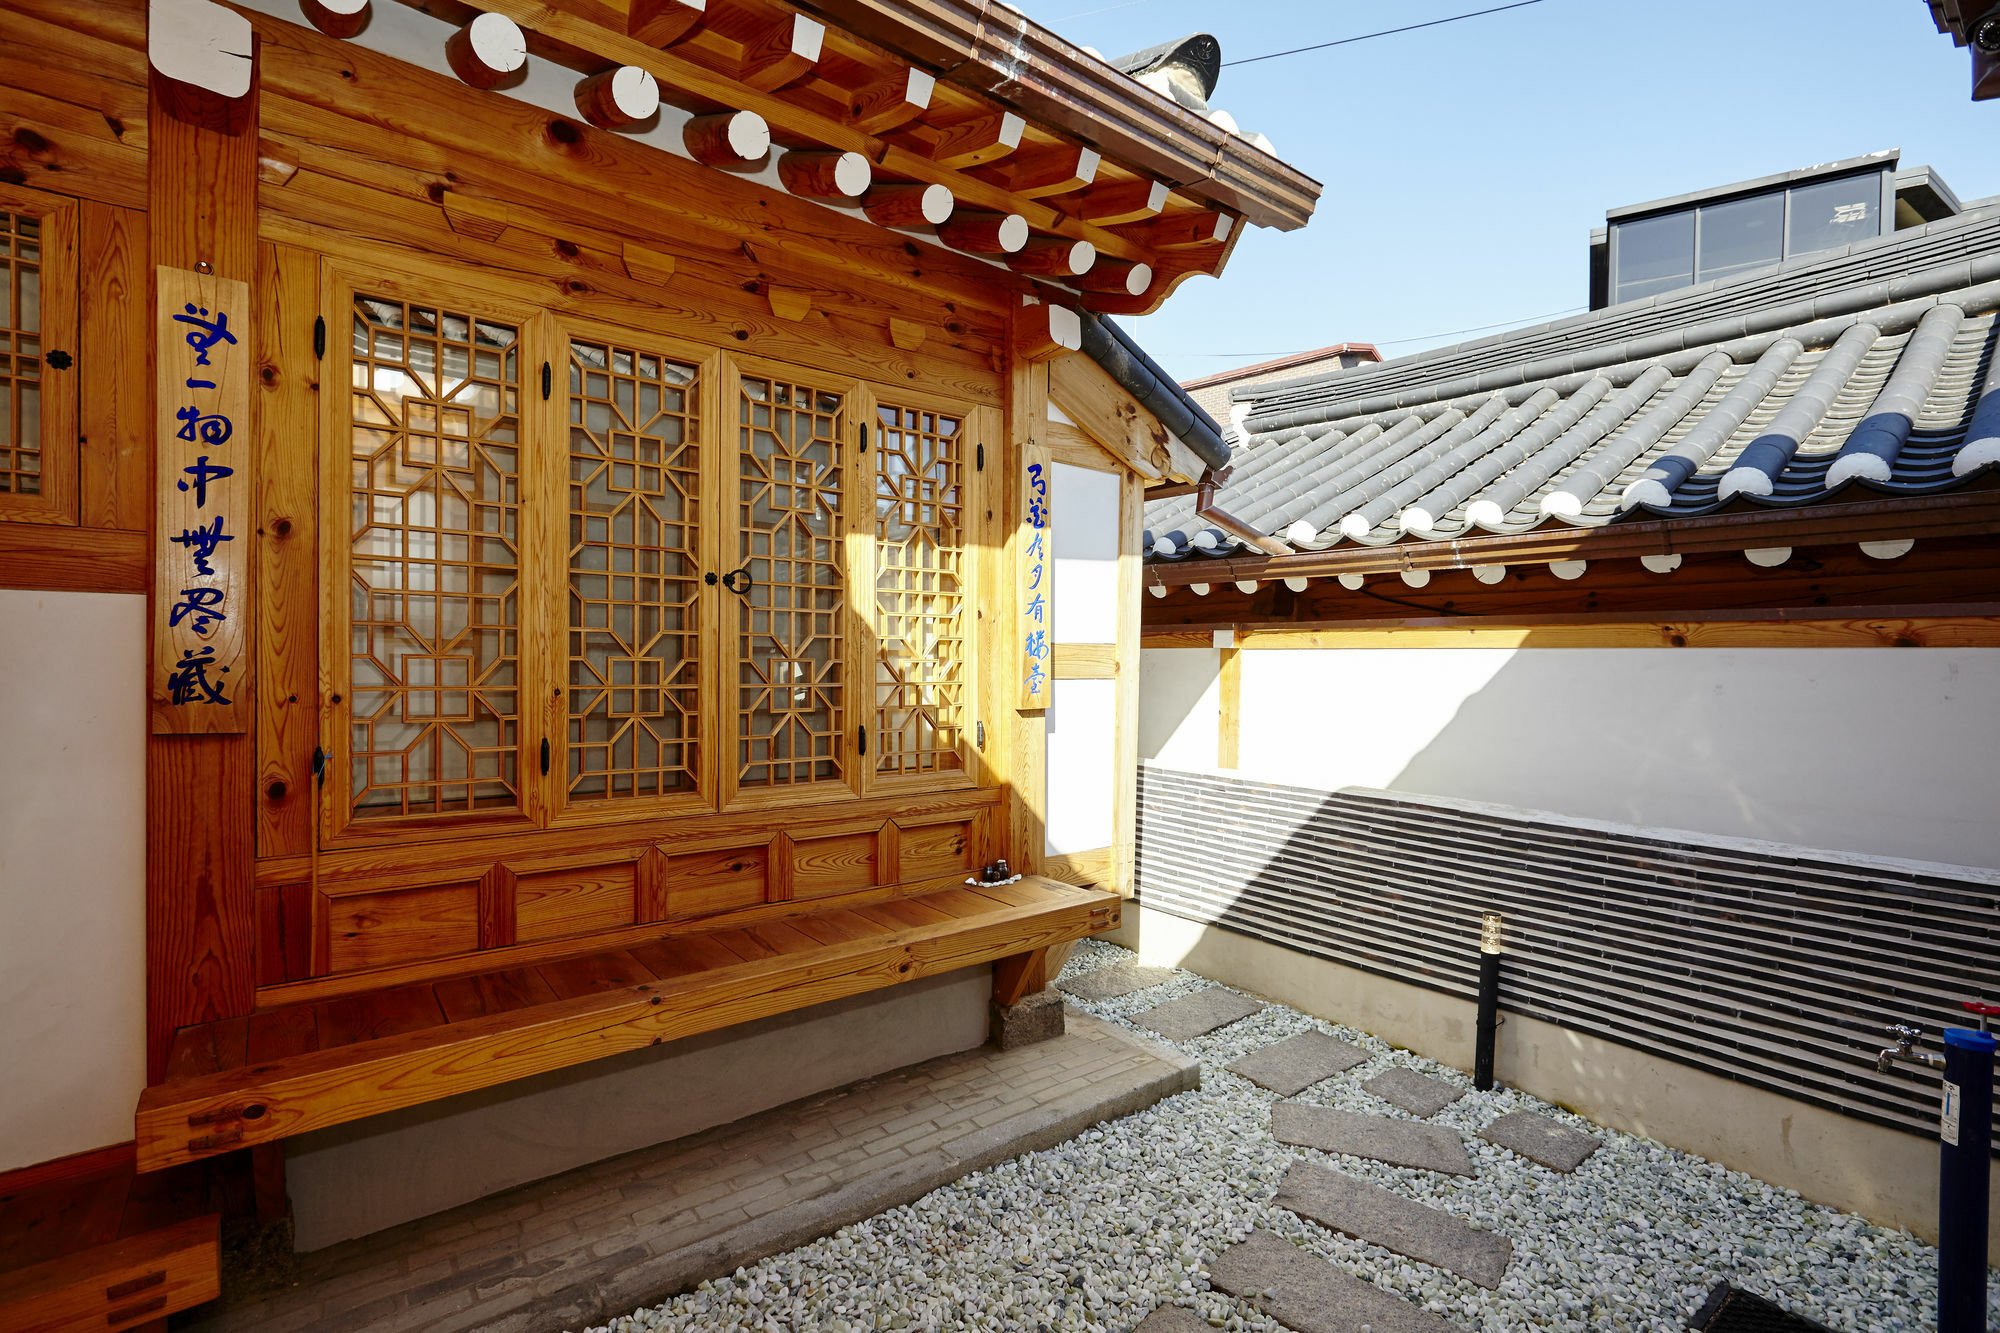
[1079,312,1233,473]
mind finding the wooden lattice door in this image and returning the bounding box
[723,364,858,806]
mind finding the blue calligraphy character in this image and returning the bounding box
[173,303,238,366]
[1026,529,1044,560]
[168,586,228,635]
[185,376,217,390]
[175,405,234,446]
[1026,592,1044,623]
[170,515,234,576]
[1027,561,1043,593]
[1024,629,1046,660]
[1027,461,1046,493]
[177,456,234,507]
[1027,497,1048,527]
[167,645,231,706]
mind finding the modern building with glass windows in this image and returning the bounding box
[1588,150,1967,308]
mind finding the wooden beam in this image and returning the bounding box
[628,0,705,48]
[572,64,660,129]
[0,523,147,593]
[1047,352,1173,482]
[937,209,1027,254]
[1077,257,1151,297]
[444,12,526,89]
[146,8,261,1084]
[1070,178,1167,227]
[1004,326,1051,872]
[0,1214,219,1333]
[972,143,1099,198]
[1051,642,1116,678]
[1113,208,1233,250]
[918,111,1024,170]
[777,148,870,198]
[1217,644,1241,768]
[682,109,769,164]
[1198,616,2000,650]
[992,946,1049,1007]
[738,13,823,93]
[848,65,933,134]
[861,181,953,228]
[1006,236,1095,278]
[1014,301,1082,363]
[299,0,369,39]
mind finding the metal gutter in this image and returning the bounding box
[1079,312,1231,473]
[795,0,1321,230]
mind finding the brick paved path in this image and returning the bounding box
[186,1011,1196,1333]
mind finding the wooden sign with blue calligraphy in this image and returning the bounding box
[153,266,251,734]
[1016,440,1052,711]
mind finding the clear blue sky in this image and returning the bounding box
[1003,0,2000,382]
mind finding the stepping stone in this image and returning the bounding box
[1134,987,1263,1041]
[1058,961,1176,1002]
[1209,1228,1465,1333]
[1362,1067,1465,1118]
[1274,1159,1512,1290]
[1271,1103,1474,1177]
[1133,1307,1213,1333]
[1479,1110,1603,1172]
[1226,1031,1371,1096]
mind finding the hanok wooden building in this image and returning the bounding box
[0,0,1317,1323]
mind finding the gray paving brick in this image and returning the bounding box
[1271,1102,1475,1177]
[1479,1111,1603,1172]
[180,1012,1195,1333]
[1226,1031,1371,1095]
[1273,1159,1512,1289]
[1363,1067,1466,1118]
[1209,1228,1465,1332]
[1135,987,1264,1040]
[1058,962,1176,1001]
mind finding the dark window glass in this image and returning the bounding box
[1611,209,1694,304]
[1695,192,1784,284]
[1787,174,1879,257]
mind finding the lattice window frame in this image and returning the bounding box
[321,271,543,846]
[867,393,975,791]
[0,182,78,528]
[546,318,722,822]
[720,354,863,811]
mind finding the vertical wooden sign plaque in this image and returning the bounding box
[1015,440,1052,711]
[152,265,252,734]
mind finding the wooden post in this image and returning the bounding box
[147,0,261,1082]
[1217,643,1241,769]
[1004,316,1051,874]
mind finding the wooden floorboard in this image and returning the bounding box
[135,878,1118,1172]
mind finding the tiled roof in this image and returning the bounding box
[1148,207,2000,559]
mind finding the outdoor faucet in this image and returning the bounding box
[1877,1024,1947,1074]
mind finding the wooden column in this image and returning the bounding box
[1003,309,1050,874]
[1217,643,1241,770]
[146,26,261,1083]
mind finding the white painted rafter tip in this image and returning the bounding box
[1858,539,1914,560]
[1189,583,1210,596]
[1336,573,1364,590]
[1640,553,1682,574]
[1548,560,1587,580]
[1146,583,1167,598]
[1743,547,1791,568]
[1234,580,1258,594]
[1282,576,1308,593]
[149,0,254,97]
[1399,568,1431,589]
[1471,564,1506,584]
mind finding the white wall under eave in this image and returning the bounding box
[1139,645,2000,870]
[0,590,148,1172]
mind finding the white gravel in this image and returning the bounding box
[585,939,1998,1333]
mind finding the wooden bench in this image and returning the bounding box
[0,1155,219,1333]
[137,876,1117,1172]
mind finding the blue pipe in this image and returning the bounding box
[1938,1026,1995,1333]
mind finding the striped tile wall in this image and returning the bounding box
[1134,764,2000,1145]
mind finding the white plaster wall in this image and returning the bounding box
[288,966,992,1250]
[0,590,147,1171]
[1138,648,1219,771]
[1050,462,1119,645]
[1140,645,2000,870]
[1046,678,1116,856]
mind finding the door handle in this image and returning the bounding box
[721,567,755,595]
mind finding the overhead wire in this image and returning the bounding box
[1222,0,1548,67]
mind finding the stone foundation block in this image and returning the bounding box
[991,989,1065,1051]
